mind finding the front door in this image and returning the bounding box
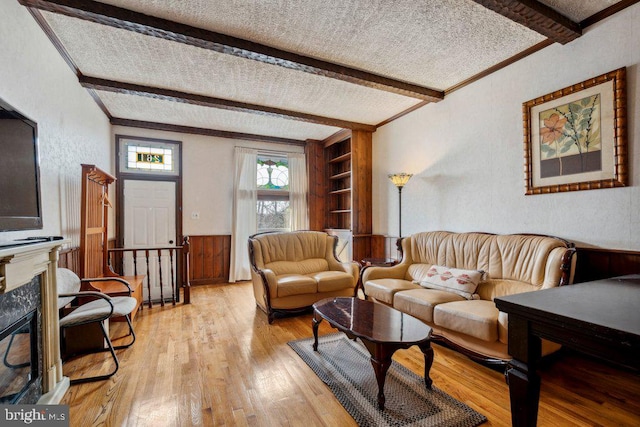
[123,179,177,302]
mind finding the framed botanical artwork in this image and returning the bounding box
[523,67,627,195]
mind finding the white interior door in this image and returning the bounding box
[123,180,176,302]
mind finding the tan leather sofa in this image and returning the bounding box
[361,231,576,365]
[249,231,360,323]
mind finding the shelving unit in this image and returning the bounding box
[320,130,373,262]
[326,136,352,230]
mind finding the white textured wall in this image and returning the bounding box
[111,126,304,235]
[0,0,112,243]
[373,4,639,250]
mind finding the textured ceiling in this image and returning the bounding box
[96,0,546,89]
[538,0,620,21]
[42,11,420,126]
[95,90,340,140]
[21,0,633,144]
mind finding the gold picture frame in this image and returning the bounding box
[523,67,627,195]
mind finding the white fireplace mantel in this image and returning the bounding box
[0,239,71,404]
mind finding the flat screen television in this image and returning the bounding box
[0,98,42,231]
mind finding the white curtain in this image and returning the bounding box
[229,147,257,282]
[288,152,309,231]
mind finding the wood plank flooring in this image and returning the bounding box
[61,282,640,426]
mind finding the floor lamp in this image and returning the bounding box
[388,173,412,237]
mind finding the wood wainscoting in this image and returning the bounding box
[574,246,640,283]
[61,238,638,286]
[59,235,231,287]
[58,246,81,275]
[188,235,231,285]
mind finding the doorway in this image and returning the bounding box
[116,135,183,304]
[123,180,176,301]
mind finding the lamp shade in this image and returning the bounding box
[388,173,413,188]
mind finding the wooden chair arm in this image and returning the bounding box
[81,277,133,294]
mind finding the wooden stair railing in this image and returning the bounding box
[107,236,191,307]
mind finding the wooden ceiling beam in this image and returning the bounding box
[79,75,374,132]
[20,0,444,102]
[580,0,640,29]
[471,0,581,44]
[110,118,307,146]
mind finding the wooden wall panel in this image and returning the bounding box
[306,140,325,231]
[351,236,370,264]
[58,246,81,276]
[370,234,386,259]
[188,235,231,285]
[350,130,372,262]
[350,130,372,237]
[574,247,640,283]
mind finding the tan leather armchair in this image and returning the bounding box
[248,231,359,323]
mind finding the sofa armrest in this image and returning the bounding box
[259,268,278,298]
[361,263,409,284]
[340,261,360,286]
[250,266,278,312]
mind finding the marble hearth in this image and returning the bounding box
[0,240,70,404]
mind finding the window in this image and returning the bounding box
[257,156,290,232]
[118,137,180,176]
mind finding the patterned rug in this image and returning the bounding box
[288,333,487,427]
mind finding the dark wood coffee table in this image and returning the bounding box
[312,297,433,410]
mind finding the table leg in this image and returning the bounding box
[360,340,397,410]
[506,359,540,427]
[370,354,392,410]
[505,315,541,426]
[312,314,322,351]
[417,341,433,389]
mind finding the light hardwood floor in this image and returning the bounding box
[61,282,640,426]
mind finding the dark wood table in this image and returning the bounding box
[360,257,399,267]
[495,275,640,426]
[312,297,433,410]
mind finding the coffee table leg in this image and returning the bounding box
[312,314,322,351]
[418,342,434,389]
[361,340,397,411]
[370,355,392,410]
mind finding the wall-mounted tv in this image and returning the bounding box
[0,98,42,231]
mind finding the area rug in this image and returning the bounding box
[288,333,487,427]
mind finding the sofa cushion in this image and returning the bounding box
[406,231,570,289]
[363,279,420,304]
[256,231,329,263]
[433,300,499,342]
[312,271,354,292]
[406,263,434,282]
[276,274,317,297]
[476,278,538,301]
[394,289,466,323]
[267,258,329,276]
[417,265,484,300]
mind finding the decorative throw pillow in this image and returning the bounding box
[416,265,485,300]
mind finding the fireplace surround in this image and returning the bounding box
[0,239,70,404]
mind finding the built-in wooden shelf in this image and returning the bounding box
[330,188,351,195]
[321,130,372,261]
[328,152,351,163]
[329,171,351,180]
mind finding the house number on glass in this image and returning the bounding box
[137,153,164,164]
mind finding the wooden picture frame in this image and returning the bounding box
[523,68,627,195]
